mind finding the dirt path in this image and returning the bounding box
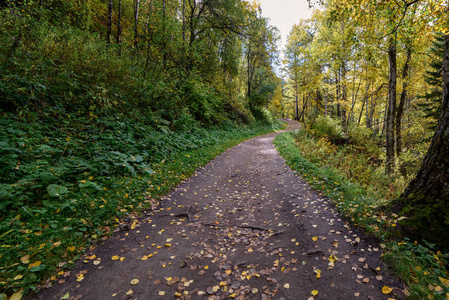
[33,120,401,300]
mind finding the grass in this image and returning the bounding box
[274,124,449,300]
[0,114,285,297]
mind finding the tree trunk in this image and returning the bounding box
[295,74,299,120]
[395,47,411,157]
[133,0,140,56]
[391,34,449,248]
[107,0,113,45]
[386,36,397,174]
[116,0,122,56]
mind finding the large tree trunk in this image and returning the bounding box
[392,34,449,248]
[395,47,411,157]
[386,36,397,174]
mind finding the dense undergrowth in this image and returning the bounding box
[0,109,284,296]
[0,2,285,296]
[274,117,449,299]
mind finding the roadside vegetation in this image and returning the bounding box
[0,0,283,297]
[274,117,449,299]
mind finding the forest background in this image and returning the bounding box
[0,0,448,299]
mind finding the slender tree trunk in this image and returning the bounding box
[358,82,371,125]
[162,0,167,68]
[133,0,140,56]
[391,34,449,248]
[295,74,299,120]
[182,0,186,48]
[386,35,397,174]
[107,0,113,45]
[116,0,122,56]
[395,47,411,157]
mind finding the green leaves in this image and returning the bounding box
[47,184,69,198]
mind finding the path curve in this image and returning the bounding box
[33,120,400,300]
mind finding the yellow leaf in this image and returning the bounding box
[52,241,61,248]
[76,274,84,282]
[28,261,41,269]
[440,276,449,286]
[164,243,171,247]
[312,236,318,242]
[10,288,23,300]
[14,275,23,280]
[229,293,236,298]
[67,246,76,252]
[130,279,139,285]
[311,290,319,296]
[158,291,165,296]
[126,289,133,295]
[204,265,209,270]
[284,283,290,289]
[225,270,232,275]
[20,255,29,264]
[435,286,443,292]
[382,286,393,294]
[38,243,46,249]
[314,269,321,279]
[166,238,173,242]
[111,255,119,261]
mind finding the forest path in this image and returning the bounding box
[34,120,401,300]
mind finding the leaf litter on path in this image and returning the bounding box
[31,120,403,300]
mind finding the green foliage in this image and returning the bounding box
[417,33,445,131]
[383,239,449,299]
[274,125,449,300]
[0,113,282,295]
[308,116,346,144]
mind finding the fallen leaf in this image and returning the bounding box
[10,289,23,300]
[382,286,393,294]
[20,255,30,264]
[130,279,139,285]
[28,261,41,269]
[311,290,319,296]
[312,236,318,242]
[67,246,75,252]
[314,269,321,279]
[111,255,119,261]
[61,292,70,299]
[14,275,23,281]
[284,283,290,289]
[126,289,133,295]
[158,291,165,296]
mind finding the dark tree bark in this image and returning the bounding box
[116,0,122,56]
[392,34,449,248]
[107,0,113,45]
[386,35,397,174]
[395,47,411,157]
[133,0,140,56]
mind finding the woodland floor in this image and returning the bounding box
[31,120,403,300]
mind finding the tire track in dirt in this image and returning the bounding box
[33,120,402,300]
